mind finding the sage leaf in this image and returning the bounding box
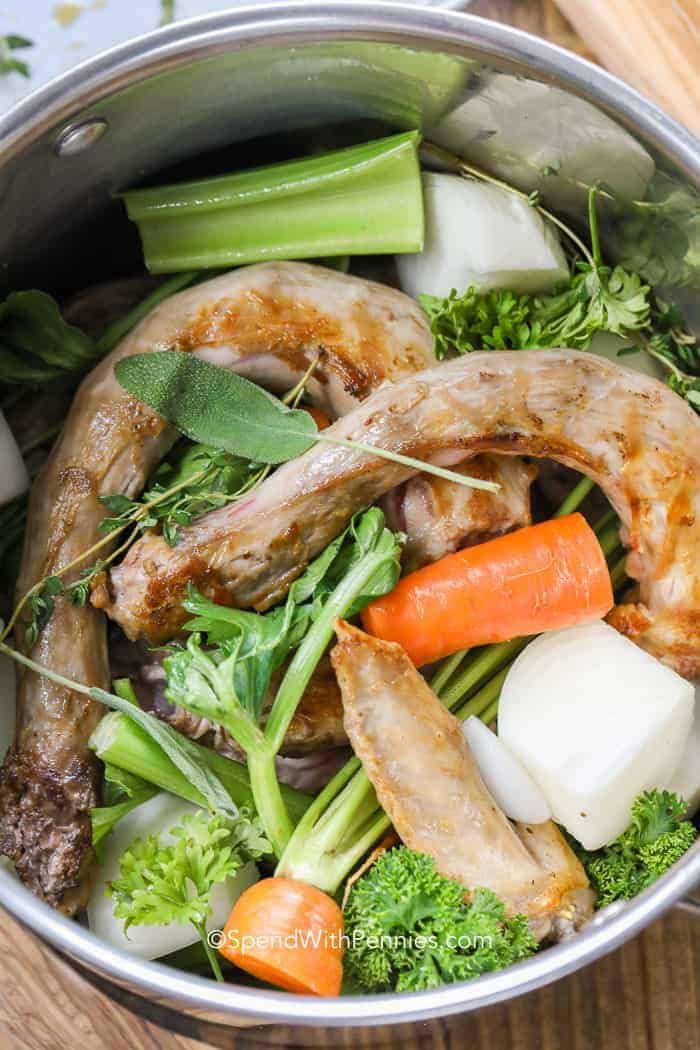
[115,351,318,464]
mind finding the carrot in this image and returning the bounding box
[219,877,344,996]
[362,513,614,666]
[303,406,331,430]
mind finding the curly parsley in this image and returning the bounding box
[109,809,269,980]
[344,847,536,993]
[576,790,697,906]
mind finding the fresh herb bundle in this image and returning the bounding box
[644,302,700,411]
[421,264,650,358]
[100,442,263,547]
[0,291,98,385]
[163,507,404,855]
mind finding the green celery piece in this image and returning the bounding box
[88,710,311,826]
[121,132,424,272]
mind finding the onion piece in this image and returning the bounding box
[0,410,28,507]
[397,172,568,300]
[667,682,700,815]
[498,621,695,849]
[462,716,551,824]
[88,793,258,960]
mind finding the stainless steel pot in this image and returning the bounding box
[0,1,698,1032]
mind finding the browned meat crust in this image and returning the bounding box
[0,747,99,913]
[0,262,436,911]
[101,351,700,676]
[384,454,536,572]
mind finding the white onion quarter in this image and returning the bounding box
[498,621,695,849]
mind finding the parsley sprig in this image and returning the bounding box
[109,809,269,980]
[418,161,699,413]
[421,186,650,358]
[644,302,700,411]
[576,789,697,905]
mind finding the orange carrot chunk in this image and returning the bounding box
[362,513,614,666]
[220,877,344,996]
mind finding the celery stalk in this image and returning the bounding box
[89,711,311,826]
[121,132,424,273]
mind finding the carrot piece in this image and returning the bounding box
[303,406,331,430]
[219,877,344,996]
[362,513,614,666]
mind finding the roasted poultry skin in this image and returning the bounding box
[331,620,593,939]
[383,454,536,572]
[0,262,533,911]
[103,350,700,677]
[0,262,448,912]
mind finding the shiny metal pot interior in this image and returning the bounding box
[0,0,699,1031]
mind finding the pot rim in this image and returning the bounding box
[1,1,699,1026]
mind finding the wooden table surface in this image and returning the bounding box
[1,2,698,1049]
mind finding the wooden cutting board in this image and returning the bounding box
[0,3,698,1049]
[553,0,700,134]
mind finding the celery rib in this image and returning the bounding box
[121,132,424,273]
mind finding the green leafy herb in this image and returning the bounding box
[613,172,700,290]
[100,442,262,546]
[0,34,32,78]
[576,790,697,906]
[115,350,500,493]
[21,564,110,644]
[0,291,98,385]
[344,847,537,992]
[174,592,309,725]
[164,507,403,856]
[109,809,267,980]
[116,351,318,464]
[644,301,700,413]
[24,576,64,647]
[90,764,157,857]
[421,263,650,359]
